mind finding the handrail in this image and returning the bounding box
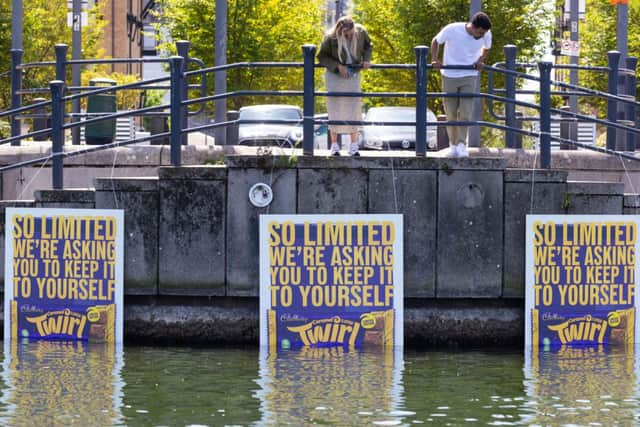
[2,42,640,190]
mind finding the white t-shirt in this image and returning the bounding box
[435,22,492,78]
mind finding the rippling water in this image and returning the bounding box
[0,341,638,426]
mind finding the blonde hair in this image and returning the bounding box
[327,16,359,63]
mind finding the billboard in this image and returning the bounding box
[4,208,124,345]
[525,215,639,348]
[259,214,403,353]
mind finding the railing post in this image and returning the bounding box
[169,56,184,166]
[415,45,428,157]
[10,49,23,143]
[176,40,190,146]
[50,81,65,189]
[559,105,577,150]
[514,111,523,148]
[625,56,637,151]
[606,50,620,151]
[538,61,552,169]
[504,44,518,148]
[55,44,68,81]
[302,44,316,156]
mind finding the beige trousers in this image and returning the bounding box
[442,75,477,145]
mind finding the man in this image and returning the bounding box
[431,12,492,158]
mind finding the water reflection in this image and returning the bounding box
[0,340,123,427]
[525,345,639,425]
[0,343,639,425]
[256,347,405,426]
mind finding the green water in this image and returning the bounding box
[0,342,637,426]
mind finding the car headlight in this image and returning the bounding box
[288,128,302,142]
[427,131,437,149]
[365,136,383,147]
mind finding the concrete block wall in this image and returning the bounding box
[565,181,625,214]
[157,166,227,295]
[503,170,568,298]
[437,163,503,297]
[95,178,159,294]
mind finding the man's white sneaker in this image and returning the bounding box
[456,142,469,158]
[330,143,341,156]
[348,143,360,156]
[447,145,459,157]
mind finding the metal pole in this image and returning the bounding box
[538,62,552,169]
[302,44,316,156]
[11,0,22,50]
[55,44,69,81]
[607,51,620,151]
[169,56,184,166]
[415,46,428,157]
[467,0,482,147]
[616,3,628,120]
[504,45,517,148]
[616,3,628,62]
[10,49,23,142]
[625,56,637,151]
[71,0,82,145]
[469,0,481,17]
[214,0,227,145]
[176,40,190,146]
[568,0,579,140]
[50,81,66,189]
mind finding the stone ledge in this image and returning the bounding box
[567,181,625,195]
[225,154,506,171]
[94,177,159,192]
[504,169,568,183]
[158,165,227,180]
[34,189,95,203]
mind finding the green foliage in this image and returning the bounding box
[154,0,326,111]
[354,0,551,117]
[0,118,9,139]
[0,0,106,110]
[142,89,166,130]
[578,0,640,116]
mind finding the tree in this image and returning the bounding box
[353,0,551,114]
[578,0,640,115]
[154,0,326,111]
[0,0,106,111]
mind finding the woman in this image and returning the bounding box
[318,16,372,156]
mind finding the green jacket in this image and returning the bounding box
[317,25,373,73]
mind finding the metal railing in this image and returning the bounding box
[1,41,639,190]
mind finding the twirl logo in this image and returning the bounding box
[26,309,87,338]
[547,315,607,344]
[287,316,360,347]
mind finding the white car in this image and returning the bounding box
[313,113,329,150]
[360,106,438,150]
[238,105,303,147]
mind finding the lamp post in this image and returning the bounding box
[71,0,82,145]
[11,0,22,50]
[11,0,23,138]
[215,0,227,145]
[335,0,343,21]
[468,0,482,147]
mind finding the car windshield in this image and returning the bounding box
[240,107,301,121]
[367,108,415,122]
